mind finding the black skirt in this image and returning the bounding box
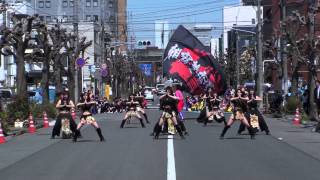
[52,113,77,137]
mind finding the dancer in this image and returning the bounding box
[120,94,146,128]
[73,93,105,142]
[220,89,255,139]
[135,90,150,124]
[51,89,77,139]
[203,92,226,126]
[154,86,185,139]
[237,89,270,135]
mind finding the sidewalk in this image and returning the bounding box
[266,115,320,161]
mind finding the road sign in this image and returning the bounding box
[76,58,85,67]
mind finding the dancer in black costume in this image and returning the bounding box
[73,93,105,142]
[120,94,146,128]
[51,89,77,139]
[237,89,270,135]
[135,90,150,124]
[203,92,226,126]
[153,86,185,139]
[220,89,256,139]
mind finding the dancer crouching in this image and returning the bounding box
[51,89,77,139]
[73,93,105,142]
[220,89,255,139]
[154,86,185,139]
[120,94,146,128]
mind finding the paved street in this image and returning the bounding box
[1,105,320,180]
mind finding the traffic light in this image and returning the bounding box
[138,40,151,46]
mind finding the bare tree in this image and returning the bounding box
[0,14,38,98]
[63,33,92,101]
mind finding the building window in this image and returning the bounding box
[45,0,51,8]
[69,0,74,7]
[63,0,68,7]
[93,0,98,7]
[69,15,74,21]
[39,16,44,21]
[86,15,91,21]
[38,1,44,8]
[86,0,91,7]
[46,16,51,22]
[108,1,113,8]
[93,15,98,21]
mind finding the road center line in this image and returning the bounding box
[167,135,177,180]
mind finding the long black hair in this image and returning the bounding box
[80,93,91,103]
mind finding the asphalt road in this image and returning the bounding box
[1,101,320,179]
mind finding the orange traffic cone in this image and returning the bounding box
[43,112,49,128]
[293,108,301,125]
[28,113,36,133]
[71,108,76,120]
[0,122,6,144]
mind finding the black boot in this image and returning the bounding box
[154,124,161,139]
[179,121,189,135]
[237,123,246,135]
[120,119,126,128]
[220,125,230,139]
[96,128,105,141]
[175,125,185,139]
[247,126,256,139]
[73,129,80,142]
[150,123,158,136]
[203,117,209,126]
[143,113,150,124]
[139,118,146,128]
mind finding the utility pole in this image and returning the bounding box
[280,0,288,95]
[256,0,264,108]
[73,0,79,102]
[236,30,240,87]
[308,0,317,120]
[0,1,7,82]
[100,0,106,97]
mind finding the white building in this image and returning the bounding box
[223,6,257,52]
[0,1,106,90]
[154,21,169,49]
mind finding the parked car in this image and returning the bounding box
[144,86,155,101]
[156,84,165,96]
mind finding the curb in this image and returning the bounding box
[5,119,55,141]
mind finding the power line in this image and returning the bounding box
[132,0,228,17]
[131,3,240,20]
[130,4,241,23]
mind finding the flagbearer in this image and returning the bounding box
[173,84,188,135]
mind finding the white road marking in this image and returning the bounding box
[167,135,177,180]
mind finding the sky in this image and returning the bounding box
[127,0,241,46]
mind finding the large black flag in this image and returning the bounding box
[163,25,226,95]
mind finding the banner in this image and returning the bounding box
[163,25,226,95]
